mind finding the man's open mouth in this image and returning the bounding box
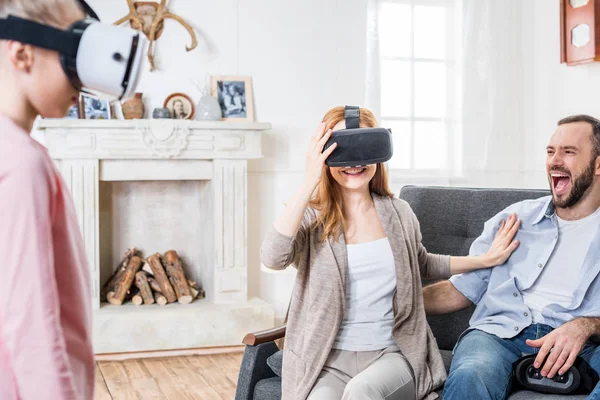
[551,172,571,195]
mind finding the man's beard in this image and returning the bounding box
[551,159,595,209]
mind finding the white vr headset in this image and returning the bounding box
[0,0,145,100]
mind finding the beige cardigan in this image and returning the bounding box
[260,193,451,400]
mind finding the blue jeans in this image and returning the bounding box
[443,324,600,400]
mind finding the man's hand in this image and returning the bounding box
[526,319,592,378]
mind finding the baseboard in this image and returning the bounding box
[94,345,245,361]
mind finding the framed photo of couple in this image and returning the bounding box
[210,75,255,122]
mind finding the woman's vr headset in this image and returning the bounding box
[0,0,145,100]
[323,106,393,167]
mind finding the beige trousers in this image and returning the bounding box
[307,345,416,400]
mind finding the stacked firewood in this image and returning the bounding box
[101,248,205,306]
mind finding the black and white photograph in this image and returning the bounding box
[82,95,111,119]
[211,76,254,122]
[164,92,195,120]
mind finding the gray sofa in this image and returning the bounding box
[236,186,588,400]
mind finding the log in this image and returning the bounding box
[188,280,204,299]
[154,292,167,305]
[135,271,155,305]
[132,294,143,306]
[169,276,192,304]
[146,253,177,303]
[164,250,192,304]
[169,276,181,298]
[106,291,116,303]
[101,247,138,301]
[169,276,193,304]
[107,287,138,304]
[102,269,124,302]
[147,275,162,293]
[108,256,143,305]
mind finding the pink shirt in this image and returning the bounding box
[0,115,94,399]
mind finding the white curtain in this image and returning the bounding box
[460,0,526,186]
[365,0,527,187]
[365,0,382,123]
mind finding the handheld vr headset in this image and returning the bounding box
[323,106,393,167]
[513,353,599,395]
[0,0,145,100]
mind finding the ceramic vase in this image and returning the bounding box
[195,90,222,121]
[153,108,172,119]
[121,93,145,119]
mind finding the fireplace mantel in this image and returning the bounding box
[39,118,269,160]
[37,119,275,354]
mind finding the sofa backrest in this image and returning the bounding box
[399,185,550,351]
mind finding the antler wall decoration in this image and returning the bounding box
[114,0,198,71]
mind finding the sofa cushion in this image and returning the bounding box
[440,349,452,373]
[399,186,550,351]
[399,186,550,257]
[266,350,283,377]
[254,376,281,400]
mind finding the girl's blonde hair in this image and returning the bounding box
[309,106,394,242]
[0,0,83,28]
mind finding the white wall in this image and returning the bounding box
[522,0,600,189]
[80,0,369,320]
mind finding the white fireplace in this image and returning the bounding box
[38,119,275,354]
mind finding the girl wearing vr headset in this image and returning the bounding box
[0,2,94,399]
[0,0,144,398]
[261,106,521,400]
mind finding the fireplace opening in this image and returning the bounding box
[99,180,213,306]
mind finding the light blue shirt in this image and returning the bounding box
[449,196,600,343]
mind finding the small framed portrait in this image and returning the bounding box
[211,76,254,122]
[164,93,195,120]
[81,94,111,120]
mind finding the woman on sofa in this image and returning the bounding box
[260,106,520,400]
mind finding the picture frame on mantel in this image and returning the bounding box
[211,75,255,122]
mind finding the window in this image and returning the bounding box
[377,0,462,175]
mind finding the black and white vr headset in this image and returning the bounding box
[323,106,393,167]
[0,0,145,100]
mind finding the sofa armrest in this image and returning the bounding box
[235,341,280,400]
[243,324,286,346]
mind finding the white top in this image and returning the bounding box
[522,207,600,323]
[333,237,397,351]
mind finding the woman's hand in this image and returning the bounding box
[449,214,521,275]
[483,214,521,267]
[303,122,337,190]
[272,123,337,239]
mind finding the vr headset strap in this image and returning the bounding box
[0,16,80,57]
[78,0,100,21]
[344,105,360,129]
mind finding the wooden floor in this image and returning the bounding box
[95,353,242,400]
